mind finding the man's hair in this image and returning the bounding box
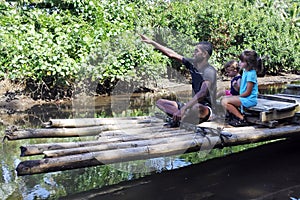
[198,41,213,57]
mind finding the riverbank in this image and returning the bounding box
[157,73,300,93]
[0,73,299,112]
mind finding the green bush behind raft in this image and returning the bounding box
[0,0,299,98]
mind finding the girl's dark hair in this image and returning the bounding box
[224,60,239,71]
[221,60,240,76]
[256,57,265,77]
[239,50,264,76]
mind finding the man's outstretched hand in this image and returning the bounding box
[140,34,152,44]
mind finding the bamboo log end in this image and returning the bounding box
[16,157,104,176]
[20,146,27,157]
[16,160,41,176]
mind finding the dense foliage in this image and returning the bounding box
[0,0,299,99]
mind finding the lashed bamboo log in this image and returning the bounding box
[222,125,300,144]
[45,116,161,128]
[5,122,164,140]
[43,133,205,157]
[16,136,217,176]
[4,126,106,140]
[45,125,296,158]
[20,128,191,156]
[16,124,300,175]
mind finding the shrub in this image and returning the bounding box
[0,0,299,99]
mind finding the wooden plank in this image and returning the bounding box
[274,94,300,110]
[244,94,299,124]
[260,109,296,122]
[247,98,298,112]
[286,84,300,89]
[275,94,300,100]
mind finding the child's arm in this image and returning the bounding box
[232,77,241,92]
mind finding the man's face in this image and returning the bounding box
[193,45,207,62]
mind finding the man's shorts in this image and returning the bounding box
[200,104,212,123]
[177,101,212,124]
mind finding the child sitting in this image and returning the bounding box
[221,50,261,127]
[217,60,241,99]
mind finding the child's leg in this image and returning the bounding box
[221,96,244,120]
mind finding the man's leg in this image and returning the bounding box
[156,99,179,116]
[196,104,211,120]
[181,103,211,125]
[156,99,181,127]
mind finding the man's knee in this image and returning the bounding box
[156,99,164,107]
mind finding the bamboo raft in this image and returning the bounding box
[4,93,300,176]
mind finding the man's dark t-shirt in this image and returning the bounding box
[182,57,217,109]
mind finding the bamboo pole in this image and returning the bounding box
[98,126,164,137]
[45,116,162,128]
[20,128,191,156]
[48,124,294,157]
[16,124,300,175]
[4,126,108,140]
[222,125,300,145]
[16,136,218,176]
[43,133,205,157]
[5,122,165,140]
[21,140,105,157]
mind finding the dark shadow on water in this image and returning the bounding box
[62,137,300,200]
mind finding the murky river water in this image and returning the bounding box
[0,83,299,200]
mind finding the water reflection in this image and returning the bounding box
[24,185,50,200]
[0,91,192,199]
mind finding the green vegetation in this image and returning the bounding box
[0,0,299,99]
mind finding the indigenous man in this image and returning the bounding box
[140,34,217,127]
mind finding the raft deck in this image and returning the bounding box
[3,93,300,176]
[4,113,299,176]
[244,94,299,127]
